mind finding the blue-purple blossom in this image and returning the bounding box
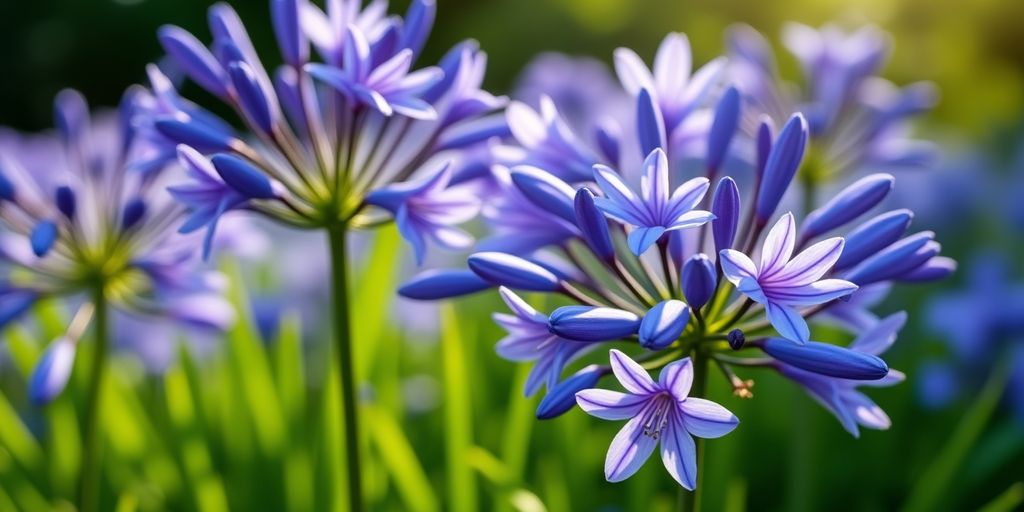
[576,350,738,488]
[721,213,858,343]
[593,149,713,255]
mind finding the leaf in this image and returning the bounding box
[441,303,478,512]
[978,482,1024,512]
[365,405,439,512]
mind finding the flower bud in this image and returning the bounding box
[121,198,148,230]
[844,231,936,285]
[510,166,577,223]
[637,88,666,156]
[0,170,15,202]
[681,254,716,310]
[707,86,741,174]
[468,252,561,291]
[548,305,641,342]
[271,0,307,66]
[228,61,279,135]
[30,220,58,257]
[157,25,229,98]
[763,338,889,380]
[398,269,490,300]
[594,121,621,165]
[899,256,957,283]
[803,174,894,238]
[574,188,614,262]
[210,154,277,200]
[835,210,913,271]
[755,116,774,180]
[155,118,237,153]
[728,329,745,350]
[756,114,807,222]
[536,365,602,419]
[55,186,76,220]
[29,337,76,405]
[639,300,690,350]
[711,177,740,252]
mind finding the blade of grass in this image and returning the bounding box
[165,362,229,512]
[0,445,49,511]
[366,404,439,512]
[902,358,1012,512]
[351,226,402,378]
[978,482,1024,512]
[0,389,44,480]
[441,303,478,512]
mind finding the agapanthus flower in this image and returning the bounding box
[0,90,235,405]
[145,2,502,508]
[401,28,952,490]
[727,23,938,183]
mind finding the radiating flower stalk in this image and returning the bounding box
[401,28,952,508]
[0,90,235,511]
[149,0,503,508]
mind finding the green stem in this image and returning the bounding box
[328,225,363,511]
[679,352,710,512]
[79,289,108,512]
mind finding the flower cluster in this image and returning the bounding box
[0,91,236,404]
[401,28,953,489]
[149,0,503,262]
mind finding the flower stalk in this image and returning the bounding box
[79,288,108,512]
[328,224,362,512]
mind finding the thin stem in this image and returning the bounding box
[327,225,363,512]
[658,240,677,299]
[78,289,108,512]
[679,351,710,511]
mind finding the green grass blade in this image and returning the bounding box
[441,303,478,512]
[978,482,1024,512]
[366,405,439,512]
[165,362,229,512]
[902,359,1012,512]
[351,226,402,377]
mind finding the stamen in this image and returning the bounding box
[642,394,673,440]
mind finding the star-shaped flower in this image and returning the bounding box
[593,148,714,255]
[366,162,479,265]
[576,350,739,489]
[493,287,594,396]
[719,212,857,343]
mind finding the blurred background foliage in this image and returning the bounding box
[1,0,1024,511]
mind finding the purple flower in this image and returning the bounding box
[576,350,738,488]
[366,163,479,265]
[720,213,857,343]
[614,33,726,135]
[494,287,595,396]
[593,148,714,255]
[778,312,907,436]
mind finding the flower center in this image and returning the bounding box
[642,393,674,440]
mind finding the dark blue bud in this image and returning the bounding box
[756,114,807,222]
[228,61,278,135]
[55,186,76,220]
[273,66,308,132]
[728,329,745,350]
[755,117,774,180]
[0,289,37,328]
[711,177,740,252]
[639,300,690,350]
[835,209,913,271]
[843,231,936,286]
[510,166,576,224]
[400,0,436,57]
[121,198,147,230]
[899,256,956,283]
[548,305,641,342]
[271,0,307,66]
[157,25,228,98]
[54,89,89,148]
[398,269,490,300]
[574,188,615,262]
[536,365,602,419]
[210,154,277,200]
[117,87,140,153]
[155,118,236,153]
[763,338,889,380]
[803,174,894,238]
[0,170,15,202]
[681,254,717,310]
[468,252,561,291]
[29,337,76,405]
[637,88,666,156]
[30,220,58,257]
[213,39,247,68]
[707,86,741,174]
[594,121,621,165]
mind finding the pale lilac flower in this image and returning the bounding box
[576,350,738,488]
[720,213,857,343]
